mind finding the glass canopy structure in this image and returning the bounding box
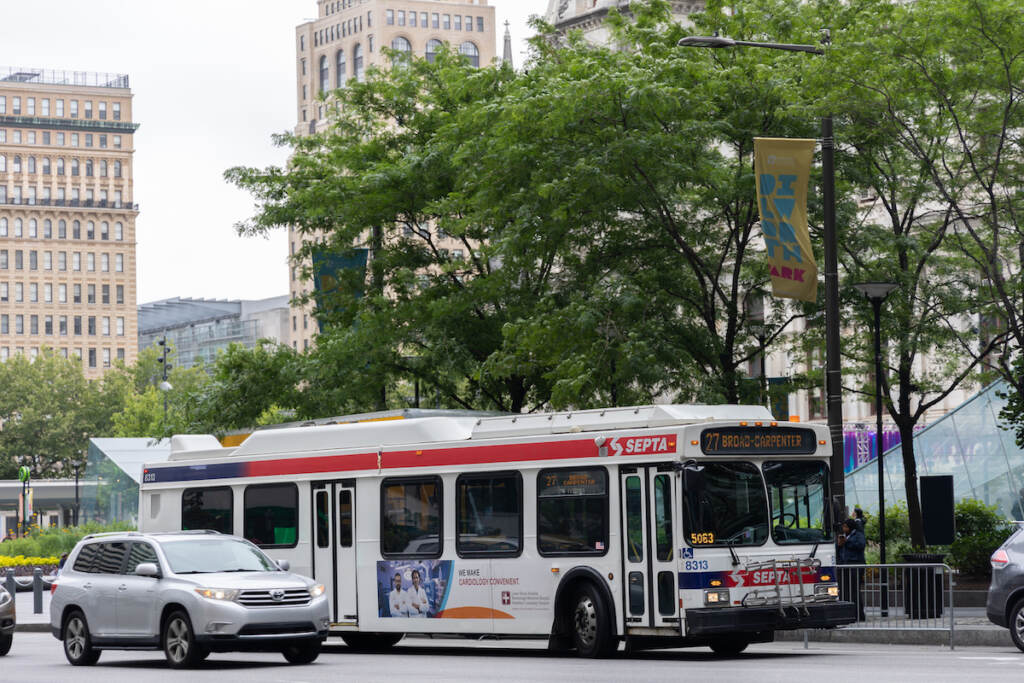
[846,381,1024,519]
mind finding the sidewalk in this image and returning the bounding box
[12,588,53,633]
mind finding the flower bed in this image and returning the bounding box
[0,555,60,576]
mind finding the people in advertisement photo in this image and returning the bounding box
[377,559,452,618]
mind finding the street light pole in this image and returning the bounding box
[855,281,897,617]
[678,33,846,512]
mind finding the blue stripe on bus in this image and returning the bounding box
[142,461,247,484]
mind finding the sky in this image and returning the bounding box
[0,0,545,304]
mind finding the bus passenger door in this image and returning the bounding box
[334,481,358,624]
[620,468,650,627]
[620,465,681,631]
[311,484,336,621]
[646,466,680,629]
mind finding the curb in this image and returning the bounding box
[14,623,51,633]
[776,627,1011,648]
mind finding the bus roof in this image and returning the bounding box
[167,404,775,461]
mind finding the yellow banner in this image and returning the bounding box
[754,138,818,302]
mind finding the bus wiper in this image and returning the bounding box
[725,535,740,567]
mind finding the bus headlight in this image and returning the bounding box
[704,589,730,605]
[814,583,839,598]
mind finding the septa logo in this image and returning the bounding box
[609,434,677,456]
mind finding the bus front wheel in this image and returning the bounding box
[569,583,615,658]
[709,636,749,656]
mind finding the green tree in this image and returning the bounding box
[0,351,116,479]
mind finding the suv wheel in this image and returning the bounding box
[63,611,101,666]
[163,611,204,668]
[282,639,322,664]
[1011,598,1024,653]
[0,631,12,657]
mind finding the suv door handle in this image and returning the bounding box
[117,584,128,591]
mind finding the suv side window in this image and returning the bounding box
[126,542,160,574]
[72,542,102,573]
[95,541,130,574]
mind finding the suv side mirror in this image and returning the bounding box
[275,559,290,572]
[135,562,161,578]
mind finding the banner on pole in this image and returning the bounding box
[754,138,818,302]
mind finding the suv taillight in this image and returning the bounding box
[991,548,1010,569]
[50,582,58,594]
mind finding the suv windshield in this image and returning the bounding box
[763,460,832,545]
[159,538,278,574]
[684,462,768,547]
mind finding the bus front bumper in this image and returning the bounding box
[685,601,857,636]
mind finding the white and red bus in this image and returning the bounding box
[139,404,855,657]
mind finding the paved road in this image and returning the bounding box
[3,633,1024,682]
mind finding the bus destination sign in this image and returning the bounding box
[700,427,817,455]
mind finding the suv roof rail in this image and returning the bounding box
[81,531,142,541]
[147,529,222,536]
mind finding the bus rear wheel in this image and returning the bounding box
[569,583,615,658]
[709,636,749,656]
[341,632,404,652]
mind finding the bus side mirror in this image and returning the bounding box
[682,464,705,492]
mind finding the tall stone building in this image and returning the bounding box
[0,67,139,377]
[290,0,498,352]
[544,0,704,45]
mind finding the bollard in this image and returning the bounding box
[33,567,43,614]
[4,568,13,599]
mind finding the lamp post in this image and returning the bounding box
[72,455,86,527]
[678,33,846,513]
[157,336,172,431]
[855,281,898,616]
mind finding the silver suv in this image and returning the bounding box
[50,531,329,667]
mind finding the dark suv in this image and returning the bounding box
[987,525,1024,651]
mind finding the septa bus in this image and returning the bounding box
[139,404,856,657]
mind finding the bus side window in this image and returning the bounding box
[380,477,442,558]
[536,467,608,556]
[339,489,353,548]
[243,483,299,548]
[456,472,522,557]
[182,486,233,535]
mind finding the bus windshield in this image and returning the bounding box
[684,462,768,547]
[763,460,832,545]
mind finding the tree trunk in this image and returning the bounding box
[897,419,926,548]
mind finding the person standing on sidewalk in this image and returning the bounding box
[838,518,867,620]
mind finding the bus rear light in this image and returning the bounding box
[991,548,1010,568]
[709,579,722,587]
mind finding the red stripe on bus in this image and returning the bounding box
[241,440,598,479]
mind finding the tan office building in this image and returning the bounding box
[290,0,497,352]
[0,67,139,378]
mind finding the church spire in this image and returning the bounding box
[502,20,513,68]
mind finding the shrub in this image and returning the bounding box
[0,521,136,559]
[950,499,1014,578]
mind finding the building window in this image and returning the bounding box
[84,101,93,118]
[115,254,123,272]
[56,99,64,116]
[116,285,124,304]
[391,36,412,63]
[381,477,442,557]
[477,17,484,32]
[386,8,394,24]
[244,484,299,548]
[319,55,329,94]
[353,43,364,82]
[460,42,480,67]
[88,348,96,368]
[466,15,473,31]
[443,14,451,30]
[73,284,81,302]
[98,102,107,120]
[12,97,21,115]
[116,317,124,335]
[432,12,439,28]
[113,102,121,121]
[336,50,346,87]
[410,11,417,27]
[426,39,443,63]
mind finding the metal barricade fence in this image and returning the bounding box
[835,563,955,649]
